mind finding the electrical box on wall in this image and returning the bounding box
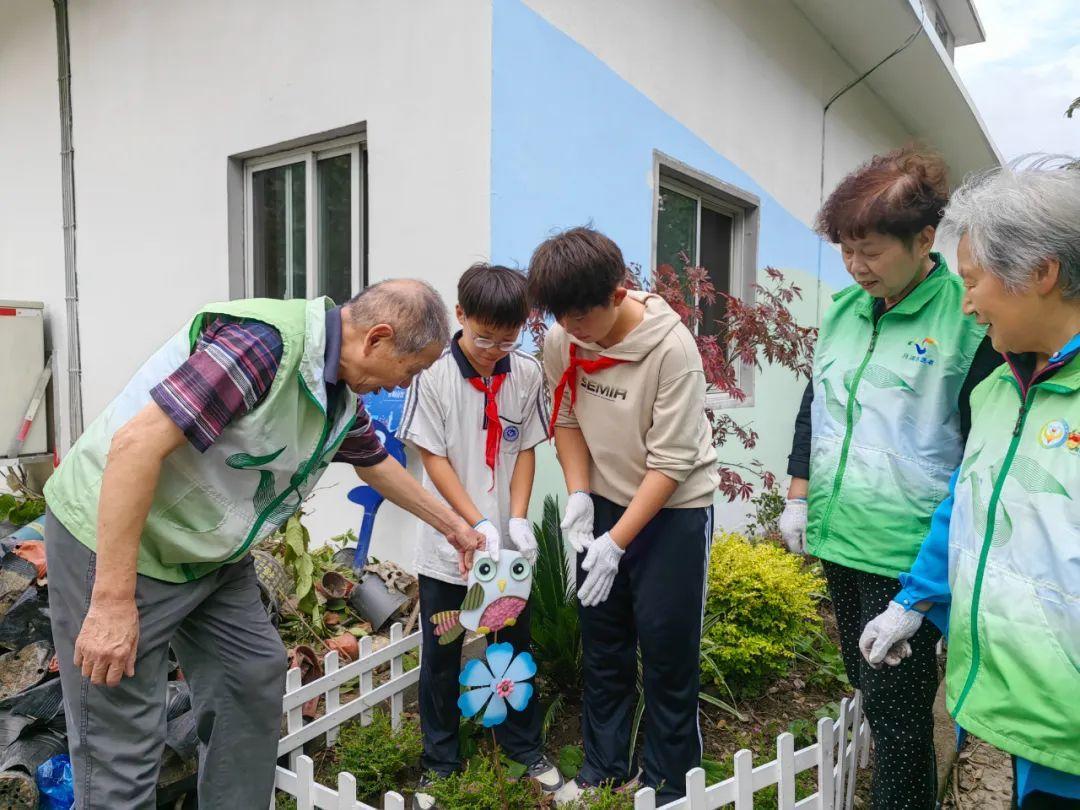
[0,300,48,456]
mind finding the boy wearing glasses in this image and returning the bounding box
[398,263,560,809]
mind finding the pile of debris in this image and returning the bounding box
[254,522,419,734]
[0,509,61,808]
[0,496,201,809]
[254,519,420,723]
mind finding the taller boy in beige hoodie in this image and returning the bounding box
[528,227,717,804]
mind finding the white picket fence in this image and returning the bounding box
[275,625,870,810]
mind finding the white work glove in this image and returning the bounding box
[507,518,538,566]
[859,601,924,668]
[561,491,595,554]
[778,498,808,554]
[576,532,623,607]
[473,519,502,561]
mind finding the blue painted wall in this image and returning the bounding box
[489,0,849,291]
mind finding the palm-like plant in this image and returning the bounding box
[528,496,582,733]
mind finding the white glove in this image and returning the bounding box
[778,499,808,554]
[576,533,623,607]
[474,519,501,561]
[560,491,595,554]
[859,601,924,668]
[507,518,538,566]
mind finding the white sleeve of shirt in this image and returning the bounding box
[396,368,448,457]
[519,362,550,451]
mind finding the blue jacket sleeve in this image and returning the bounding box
[895,467,958,634]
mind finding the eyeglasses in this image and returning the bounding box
[472,335,521,352]
[462,324,520,352]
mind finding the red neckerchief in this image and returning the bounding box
[467,374,507,488]
[548,343,627,436]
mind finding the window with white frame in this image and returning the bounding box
[244,137,365,304]
[653,155,759,405]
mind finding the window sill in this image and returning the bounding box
[705,389,755,410]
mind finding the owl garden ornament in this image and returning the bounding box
[430,552,533,644]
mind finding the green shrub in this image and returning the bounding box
[562,783,637,809]
[333,711,422,800]
[702,532,824,696]
[745,486,785,542]
[424,757,540,810]
[557,745,585,778]
[530,496,581,697]
[793,625,849,689]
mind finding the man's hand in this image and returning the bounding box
[74,597,140,687]
[474,519,502,562]
[577,532,623,607]
[507,518,538,566]
[561,491,594,554]
[444,518,484,576]
[778,499,808,554]
[859,601,924,668]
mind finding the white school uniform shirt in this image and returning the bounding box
[397,333,550,585]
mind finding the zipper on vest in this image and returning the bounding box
[953,389,1032,716]
[818,323,880,545]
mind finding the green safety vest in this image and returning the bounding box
[946,356,1080,774]
[806,257,987,578]
[45,297,356,582]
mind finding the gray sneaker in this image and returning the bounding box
[525,754,564,793]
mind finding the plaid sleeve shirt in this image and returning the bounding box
[151,316,387,466]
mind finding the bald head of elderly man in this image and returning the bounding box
[42,280,484,808]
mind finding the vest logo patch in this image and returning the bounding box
[903,337,938,366]
[580,377,628,402]
[503,425,519,442]
[1068,431,1080,453]
[1040,419,1068,449]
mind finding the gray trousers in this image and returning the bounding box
[45,510,288,809]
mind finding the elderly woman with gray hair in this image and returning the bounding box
[861,157,1080,808]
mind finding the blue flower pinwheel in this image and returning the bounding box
[457,642,536,728]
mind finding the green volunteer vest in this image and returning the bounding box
[44,297,357,582]
[946,357,1080,774]
[806,257,987,578]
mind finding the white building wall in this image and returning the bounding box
[0,0,70,453]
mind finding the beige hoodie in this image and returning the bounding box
[543,291,718,509]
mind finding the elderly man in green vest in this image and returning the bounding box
[43,280,484,808]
